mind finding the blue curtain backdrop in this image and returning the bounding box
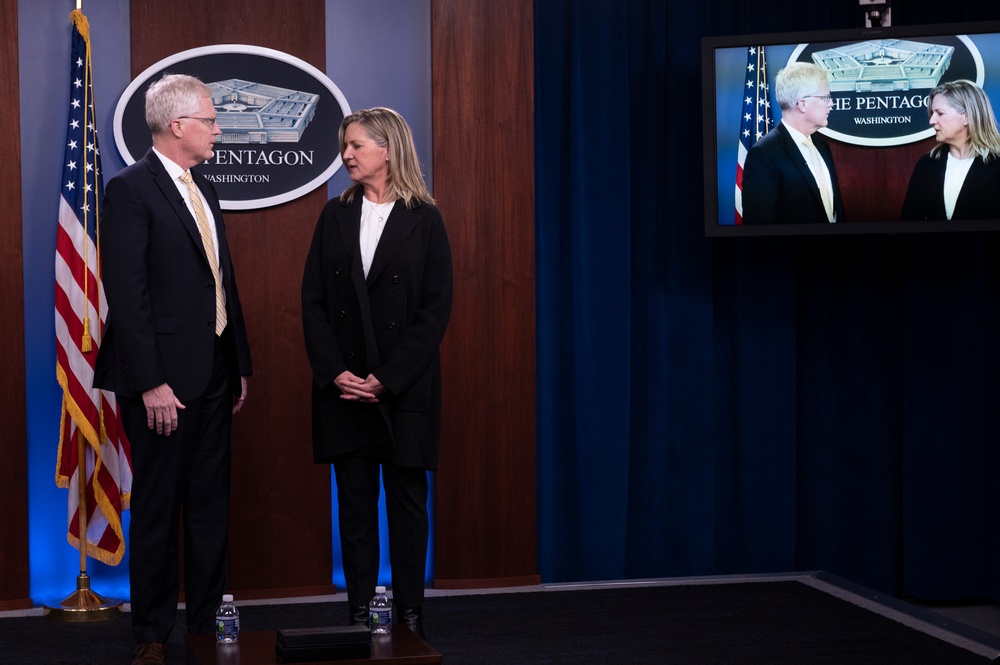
[535,0,1000,600]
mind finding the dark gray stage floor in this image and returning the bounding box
[2,572,998,664]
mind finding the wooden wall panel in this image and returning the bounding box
[0,0,32,612]
[830,137,937,223]
[130,0,333,599]
[431,0,540,587]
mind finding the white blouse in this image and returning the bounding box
[943,153,975,220]
[360,197,395,277]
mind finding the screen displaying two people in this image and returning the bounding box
[713,31,1000,228]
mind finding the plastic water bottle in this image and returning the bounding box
[215,594,240,643]
[368,586,392,635]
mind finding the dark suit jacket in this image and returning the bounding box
[94,149,252,401]
[301,193,453,470]
[742,123,846,225]
[900,152,1000,221]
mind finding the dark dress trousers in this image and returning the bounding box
[94,149,252,643]
[742,122,846,225]
[900,152,1000,221]
[301,193,452,608]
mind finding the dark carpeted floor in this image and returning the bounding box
[1,578,997,664]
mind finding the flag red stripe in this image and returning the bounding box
[56,216,103,318]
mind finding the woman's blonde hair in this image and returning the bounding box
[339,107,434,207]
[927,79,1000,162]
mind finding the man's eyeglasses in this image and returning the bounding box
[802,95,833,103]
[178,116,218,128]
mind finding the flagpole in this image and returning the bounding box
[44,432,123,622]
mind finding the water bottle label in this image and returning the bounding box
[216,617,239,639]
[369,608,391,627]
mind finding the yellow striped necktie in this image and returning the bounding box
[180,171,227,335]
[803,137,835,223]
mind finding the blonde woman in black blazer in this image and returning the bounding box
[901,79,1000,221]
[301,107,452,638]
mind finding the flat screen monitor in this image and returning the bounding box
[702,20,1000,236]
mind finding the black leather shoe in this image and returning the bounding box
[349,604,369,626]
[397,606,425,639]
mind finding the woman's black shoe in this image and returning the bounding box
[397,606,425,639]
[349,605,369,626]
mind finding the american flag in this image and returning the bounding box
[735,45,774,225]
[54,9,132,566]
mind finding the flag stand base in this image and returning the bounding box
[43,574,123,622]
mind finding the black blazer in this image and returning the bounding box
[742,123,846,225]
[301,193,453,469]
[94,149,252,401]
[900,152,1000,221]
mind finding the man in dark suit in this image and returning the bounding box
[742,61,845,225]
[94,74,252,665]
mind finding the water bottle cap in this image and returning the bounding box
[222,594,234,602]
[375,586,386,594]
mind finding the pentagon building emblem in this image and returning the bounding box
[114,45,351,210]
[210,79,319,144]
[788,34,983,147]
[812,39,955,93]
